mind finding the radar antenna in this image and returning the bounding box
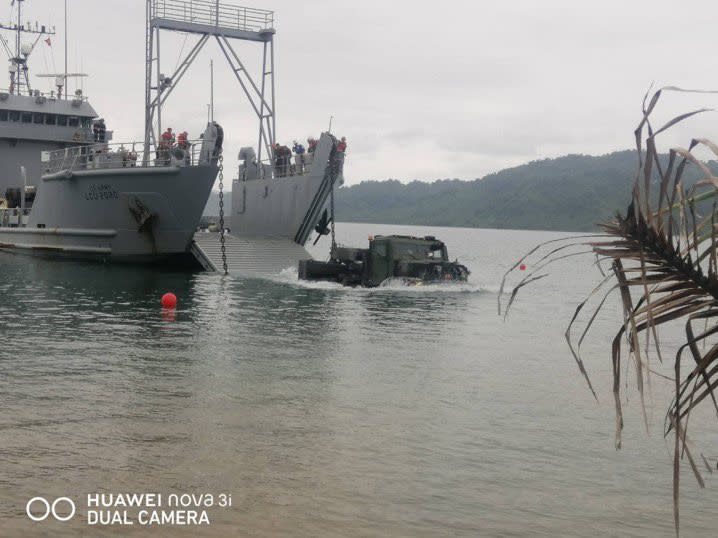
[36,72,87,100]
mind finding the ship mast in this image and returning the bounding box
[63,0,67,86]
[0,0,55,95]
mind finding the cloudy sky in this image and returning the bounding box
[7,0,718,184]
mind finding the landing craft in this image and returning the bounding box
[0,0,344,272]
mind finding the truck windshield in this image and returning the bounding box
[392,242,444,260]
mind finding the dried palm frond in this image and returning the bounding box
[500,87,718,536]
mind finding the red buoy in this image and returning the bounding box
[519,264,527,271]
[161,292,177,309]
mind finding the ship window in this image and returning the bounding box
[81,117,92,128]
[33,113,43,124]
[21,112,32,123]
[9,111,19,122]
[68,116,79,127]
[45,114,56,125]
[0,110,7,121]
[57,115,68,126]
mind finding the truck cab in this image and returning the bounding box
[366,235,451,286]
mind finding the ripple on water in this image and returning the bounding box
[0,224,716,537]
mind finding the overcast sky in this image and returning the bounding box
[7,0,718,185]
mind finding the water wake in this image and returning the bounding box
[268,267,503,294]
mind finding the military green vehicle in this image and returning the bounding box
[298,235,470,287]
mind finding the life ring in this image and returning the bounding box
[72,130,83,142]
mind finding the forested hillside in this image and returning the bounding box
[335,151,644,232]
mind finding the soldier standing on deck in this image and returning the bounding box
[293,140,306,174]
[159,127,175,165]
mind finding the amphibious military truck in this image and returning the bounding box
[298,235,470,287]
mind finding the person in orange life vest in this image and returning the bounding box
[177,131,189,149]
[334,136,347,176]
[158,127,174,165]
[161,127,175,147]
[177,131,191,163]
[307,137,318,153]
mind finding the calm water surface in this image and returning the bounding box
[0,223,716,537]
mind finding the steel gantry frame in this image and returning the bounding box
[144,0,276,163]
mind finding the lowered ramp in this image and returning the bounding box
[191,232,312,275]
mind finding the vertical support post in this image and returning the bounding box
[16,0,20,60]
[257,41,267,165]
[64,0,68,91]
[143,0,153,161]
[20,165,26,221]
[22,63,31,95]
[14,0,20,95]
[270,37,276,149]
[156,27,162,141]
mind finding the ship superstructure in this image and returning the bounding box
[0,0,99,195]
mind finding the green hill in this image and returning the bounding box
[335,151,647,232]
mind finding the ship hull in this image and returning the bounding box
[230,132,342,244]
[0,164,217,262]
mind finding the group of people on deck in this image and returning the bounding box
[160,127,190,150]
[92,119,107,143]
[272,136,347,178]
[158,127,191,165]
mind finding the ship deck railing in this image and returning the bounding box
[238,150,346,182]
[151,0,274,33]
[41,140,211,175]
[238,154,320,181]
[0,87,90,103]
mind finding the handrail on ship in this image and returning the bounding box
[41,140,211,175]
[151,0,274,32]
[0,87,90,101]
[239,150,346,182]
[239,154,321,181]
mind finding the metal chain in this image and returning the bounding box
[218,154,228,275]
[330,182,336,252]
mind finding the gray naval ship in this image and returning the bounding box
[0,0,222,262]
[0,0,343,272]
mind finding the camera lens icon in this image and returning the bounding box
[26,497,76,522]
